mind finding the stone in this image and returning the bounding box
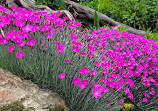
[0,68,70,111]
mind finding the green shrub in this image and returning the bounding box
[80,0,158,31]
[35,0,67,10]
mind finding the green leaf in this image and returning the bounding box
[48,0,51,5]
[35,1,43,5]
[54,0,67,10]
[93,10,100,30]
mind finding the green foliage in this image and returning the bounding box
[53,0,67,10]
[117,26,128,34]
[35,0,51,6]
[102,25,128,34]
[145,31,158,44]
[93,11,100,30]
[35,0,66,10]
[80,0,158,31]
[0,101,30,111]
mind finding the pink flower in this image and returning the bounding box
[149,90,155,95]
[85,35,89,39]
[98,86,104,92]
[128,92,133,99]
[79,69,84,74]
[102,87,109,93]
[50,29,55,33]
[22,25,32,32]
[83,67,89,74]
[115,84,121,90]
[72,78,80,86]
[0,37,8,44]
[95,61,100,66]
[59,25,63,29]
[89,53,94,57]
[118,78,124,85]
[83,79,89,85]
[84,28,88,32]
[27,38,36,46]
[46,33,52,38]
[150,101,153,104]
[22,33,29,38]
[66,59,70,63]
[41,40,44,44]
[71,36,77,41]
[100,78,107,83]
[39,25,48,32]
[8,45,15,52]
[106,104,110,108]
[119,100,123,104]
[129,83,135,88]
[102,69,108,74]
[76,42,82,47]
[17,41,25,47]
[124,87,130,93]
[75,22,82,27]
[143,98,148,102]
[46,45,48,49]
[71,33,77,40]
[93,82,100,88]
[68,24,75,28]
[88,46,95,52]
[72,41,77,46]
[79,32,82,35]
[126,79,135,88]
[16,51,24,58]
[31,25,39,32]
[81,52,87,56]
[92,89,101,98]
[116,42,120,46]
[72,47,80,53]
[58,73,65,79]
[57,45,65,53]
[79,83,86,89]
[10,6,16,10]
[143,92,149,97]
[55,41,62,45]
[107,77,112,81]
[91,70,97,76]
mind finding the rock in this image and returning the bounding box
[29,0,35,4]
[0,68,70,111]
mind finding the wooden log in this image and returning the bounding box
[63,0,146,36]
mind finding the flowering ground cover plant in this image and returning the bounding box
[0,6,158,111]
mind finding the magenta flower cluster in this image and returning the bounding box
[0,6,158,110]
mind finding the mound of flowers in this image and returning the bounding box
[0,6,157,111]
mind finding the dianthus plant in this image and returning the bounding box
[0,6,157,111]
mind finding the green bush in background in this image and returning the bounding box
[80,0,158,32]
[35,0,158,43]
[35,0,67,10]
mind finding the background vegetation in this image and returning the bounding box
[35,0,158,32]
[73,0,158,43]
